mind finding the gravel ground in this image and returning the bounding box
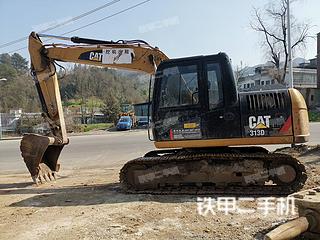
[0,146,319,240]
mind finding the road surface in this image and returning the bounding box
[0,130,154,173]
[1,123,320,173]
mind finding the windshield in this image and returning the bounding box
[119,118,130,122]
[140,117,148,121]
[159,64,199,108]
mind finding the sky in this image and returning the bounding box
[0,0,319,67]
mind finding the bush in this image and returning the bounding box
[309,111,320,122]
[83,123,113,132]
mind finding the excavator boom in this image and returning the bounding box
[22,32,168,183]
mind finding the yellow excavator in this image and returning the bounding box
[21,32,309,195]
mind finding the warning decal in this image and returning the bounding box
[102,48,134,64]
[171,128,202,140]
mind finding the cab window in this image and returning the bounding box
[159,64,199,108]
[207,63,223,109]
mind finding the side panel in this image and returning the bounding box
[201,105,241,139]
[288,88,310,143]
[239,90,293,138]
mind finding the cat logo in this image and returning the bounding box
[89,52,103,62]
[248,115,271,129]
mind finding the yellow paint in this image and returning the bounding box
[155,136,296,148]
[184,123,197,129]
[288,88,310,143]
[255,122,267,129]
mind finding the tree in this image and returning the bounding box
[101,94,121,124]
[0,53,11,65]
[11,53,28,72]
[234,61,248,82]
[0,53,36,112]
[0,53,28,79]
[251,0,313,84]
[0,63,17,79]
[0,74,40,112]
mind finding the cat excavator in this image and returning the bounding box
[20,32,310,195]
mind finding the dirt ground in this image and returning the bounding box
[1,146,320,240]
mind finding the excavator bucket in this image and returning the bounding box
[20,134,64,184]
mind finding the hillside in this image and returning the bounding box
[0,53,150,114]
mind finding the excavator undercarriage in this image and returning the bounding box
[120,147,307,195]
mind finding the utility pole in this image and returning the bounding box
[317,33,320,89]
[0,112,2,140]
[287,0,294,88]
[0,77,7,139]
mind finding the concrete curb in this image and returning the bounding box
[0,128,148,141]
[0,137,22,141]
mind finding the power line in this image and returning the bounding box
[0,0,120,49]
[7,0,151,54]
[60,0,151,36]
[8,46,26,54]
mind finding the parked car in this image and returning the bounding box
[116,116,132,130]
[137,117,150,128]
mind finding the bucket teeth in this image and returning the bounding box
[39,163,56,182]
[20,134,63,184]
[30,163,57,184]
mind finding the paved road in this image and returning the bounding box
[0,130,154,173]
[1,123,320,173]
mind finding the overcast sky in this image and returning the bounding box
[0,0,319,67]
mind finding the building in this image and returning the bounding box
[237,59,320,108]
[133,102,151,117]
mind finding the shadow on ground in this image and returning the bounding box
[1,181,197,207]
[106,127,118,132]
[0,182,31,189]
[2,182,301,208]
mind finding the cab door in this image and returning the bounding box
[201,59,241,139]
[152,59,206,141]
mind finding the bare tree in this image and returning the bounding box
[234,61,247,82]
[251,0,313,84]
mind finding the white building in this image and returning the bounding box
[237,60,320,107]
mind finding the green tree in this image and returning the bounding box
[59,65,149,116]
[0,53,11,65]
[0,63,17,79]
[11,53,28,72]
[101,94,121,123]
[0,53,37,112]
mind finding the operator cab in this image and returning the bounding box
[152,53,241,142]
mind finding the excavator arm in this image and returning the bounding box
[21,32,168,183]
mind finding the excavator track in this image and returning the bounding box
[120,148,307,196]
